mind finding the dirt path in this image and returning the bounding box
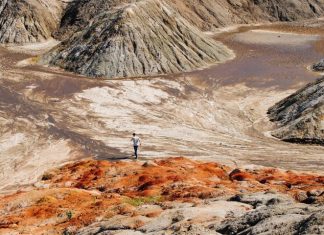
[0,24,323,193]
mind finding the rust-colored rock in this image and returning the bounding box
[0,157,323,234]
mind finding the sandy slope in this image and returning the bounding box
[0,23,323,194]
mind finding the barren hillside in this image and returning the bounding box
[268,76,324,144]
[0,0,65,43]
[44,0,324,78]
[1,0,323,77]
[43,0,234,78]
[168,0,324,31]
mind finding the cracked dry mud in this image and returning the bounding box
[0,22,324,195]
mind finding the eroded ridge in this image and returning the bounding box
[268,76,324,144]
[0,0,64,43]
[42,0,234,78]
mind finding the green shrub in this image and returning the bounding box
[66,211,73,220]
[123,196,163,207]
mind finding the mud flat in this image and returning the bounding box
[235,29,320,46]
[0,23,324,193]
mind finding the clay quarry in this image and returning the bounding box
[0,0,324,234]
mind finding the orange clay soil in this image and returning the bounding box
[0,157,323,233]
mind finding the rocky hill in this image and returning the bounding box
[168,0,324,31]
[0,157,323,234]
[0,0,65,44]
[53,0,131,41]
[56,0,324,37]
[2,0,324,44]
[268,76,324,144]
[1,0,324,77]
[42,0,234,78]
[252,0,324,21]
[43,0,324,78]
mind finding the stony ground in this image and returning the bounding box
[0,157,323,234]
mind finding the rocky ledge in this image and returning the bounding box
[268,76,324,144]
[0,157,323,234]
[0,0,63,44]
[312,59,324,72]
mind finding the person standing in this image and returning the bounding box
[131,133,141,159]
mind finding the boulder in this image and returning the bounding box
[312,59,324,72]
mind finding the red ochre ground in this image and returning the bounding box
[0,157,323,234]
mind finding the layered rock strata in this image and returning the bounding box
[268,76,324,144]
[0,0,64,43]
[42,0,234,78]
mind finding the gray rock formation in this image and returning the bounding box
[53,0,324,40]
[2,0,323,44]
[0,0,64,43]
[168,0,324,31]
[53,0,132,41]
[42,0,234,78]
[42,0,324,78]
[313,59,324,72]
[253,0,324,21]
[216,193,324,235]
[268,76,324,144]
[2,0,324,77]
[74,192,324,235]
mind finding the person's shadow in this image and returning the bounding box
[96,154,132,161]
[48,125,133,161]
